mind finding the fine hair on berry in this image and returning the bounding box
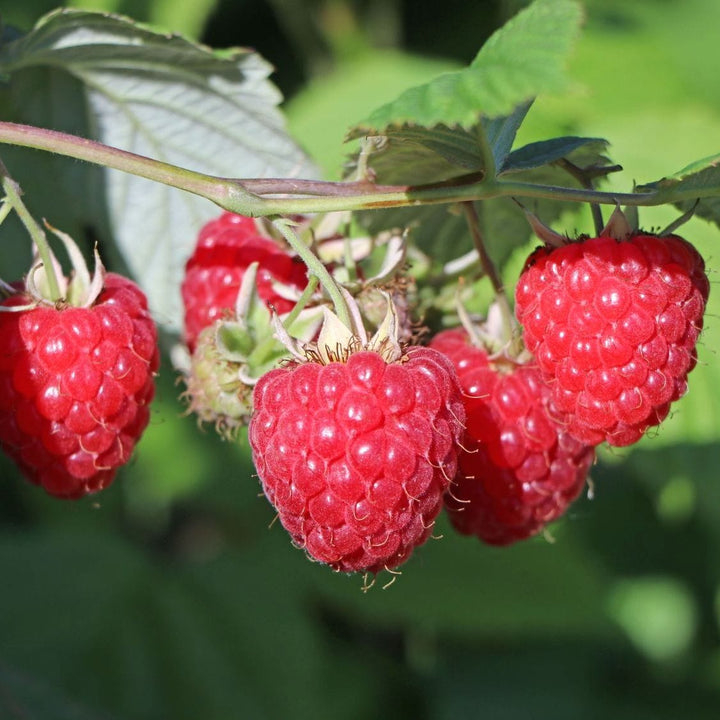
[515,232,710,447]
[249,346,465,575]
[0,273,159,498]
[431,328,594,545]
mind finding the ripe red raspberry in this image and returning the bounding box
[181,212,308,351]
[515,232,710,447]
[430,328,593,546]
[0,274,159,498]
[248,347,465,574]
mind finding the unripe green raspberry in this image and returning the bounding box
[183,322,253,439]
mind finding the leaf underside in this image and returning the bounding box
[0,9,318,332]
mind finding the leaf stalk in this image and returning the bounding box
[0,120,709,219]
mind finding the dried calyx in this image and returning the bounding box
[181,261,324,436]
[274,288,405,366]
[1,223,105,312]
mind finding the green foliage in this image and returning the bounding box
[349,0,583,133]
[286,50,462,177]
[337,2,613,279]
[353,130,613,268]
[501,136,609,173]
[637,155,720,229]
[0,8,317,331]
[1,0,720,718]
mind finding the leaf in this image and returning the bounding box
[356,136,612,270]
[636,154,720,229]
[348,102,534,183]
[501,136,610,173]
[350,124,486,185]
[0,9,317,332]
[347,0,583,135]
[285,50,462,178]
[483,100,534,171]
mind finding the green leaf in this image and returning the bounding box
[285,50,462,178]
[637,154,720,229]
[501,136,610,173]
[350,124,486,185]
[0,9,317,332]
[483,100,534,171]
[348,103,535,184]
[348,0,583,135]
[356,135,612,271]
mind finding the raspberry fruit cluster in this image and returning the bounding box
[177,209,710,576]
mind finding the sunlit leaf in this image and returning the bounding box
[348,0,582,137]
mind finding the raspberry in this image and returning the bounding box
[181,321,253,438]
[0,274,159,498]
[430,328,593,545]
[515,232,710,446]
[181,212,309,351]
[248,346,465,574]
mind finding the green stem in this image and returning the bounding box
[0,156,62,301]
[462,202,504,299]
[282,275,320,329]
[0,121,257,211]
[0,121,703,217]
[225,177,665,215]
[557,158,605,235]
[271,218,352,329]
[0,199,13,227]
[247,275,321,366]
[475,124,497,180]
[461,201,517,344]
[483,179,659,207]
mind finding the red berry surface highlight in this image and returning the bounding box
[0,274,159,498]
[248,347,465,574]
[181,212,308,351]
[515,233,709,447]
[430,328,594,546]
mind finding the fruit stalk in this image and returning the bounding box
[0,156,62,301]
[271,218,352,329]
[556,158,613,235]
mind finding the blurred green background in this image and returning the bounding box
[2,0,720,718]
